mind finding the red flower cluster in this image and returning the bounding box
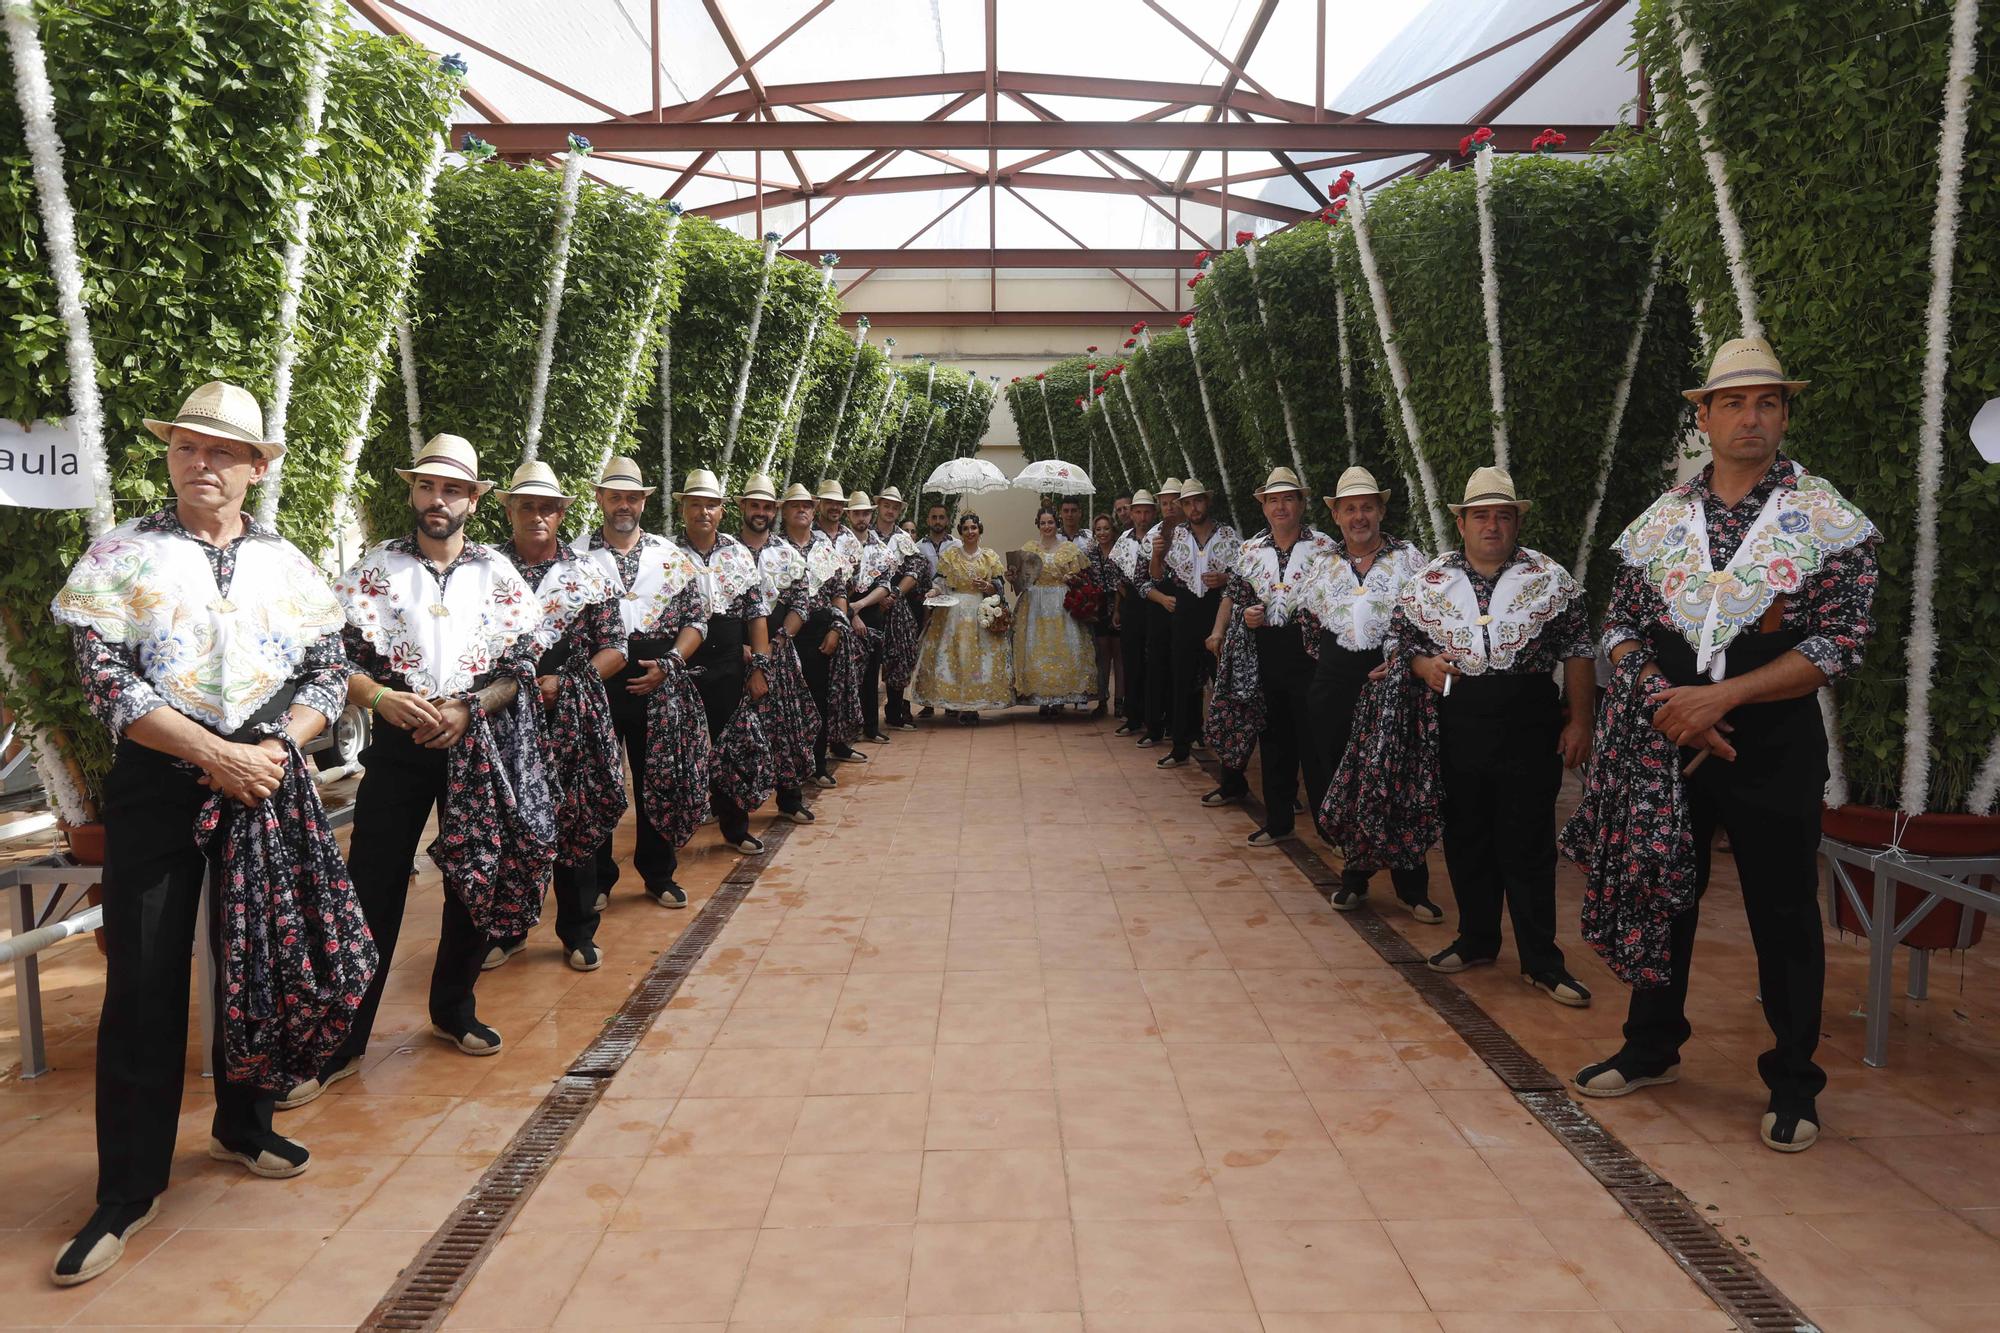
[1317,197,1349,224]
[1193,249,1209,266]
[1457,125,1495,157]
[1075,396,1085,407]
[1186,272,1205,289]
[1122,337,1137,348]
[1010,375,1020,383]
[1085,362,1097,371]
[1531,128,1567,152]
[1093,384,1107,396]
[1111,363,1124,375]
[1035,372,1045,381]
[1177,313,1195,328]
[1330,168,1356,197]
[1234,229,1253,245]
[1130,320,1147,334]
[1086,344,1099,353]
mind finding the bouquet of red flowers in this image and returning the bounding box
[1064,579,1103,624]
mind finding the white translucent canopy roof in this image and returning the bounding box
[360,1,1639,270]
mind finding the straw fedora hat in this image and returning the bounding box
[496,460,570,502]
[1177,477,1212,500]
[1682,336,1809,404]
[1325,465,1390,503]
[396,434,494,494]
[594,455,655,495]
[144,381,283,459]
[1254,466,1304,497]
[780,482,816,505]
[1130,489,1158,508]
[736,471,778,502]
[877,485,906,507]
[1449,465,1531,515]
[1156,477,1183,497]
[815,478,848,504]
[844,490,874,512]
[673,468,725,501]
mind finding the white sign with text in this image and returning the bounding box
[0,419,93,510]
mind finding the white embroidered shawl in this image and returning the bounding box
[1301,537,1430,651]
[1397,547,1579,675]
[335,542,538,698]
[527,555,617,654]
[1232,528,1338,628]
[681,533,767,619]
[571,530,701,638]
[1165,523,1241,590]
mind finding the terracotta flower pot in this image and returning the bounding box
[1823,804,1997,951]
[57,819,109,957]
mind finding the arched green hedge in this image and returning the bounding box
[0,0,453,806]
[1635,0,2000,813]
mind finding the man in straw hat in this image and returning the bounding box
[486,461,629,973]
[48,383,370,1286]
[1108,490,1159,736]
[1151,476,1240,777]
[739,474,819,823]
[1301,466,1442,921]
[677,467,772,858]
[867,485,928,731]
[1135,479,1183,748]
[573,455,706,909]
[1571,337,1877,1154]
[813,479,871,763]
[327,434,556,1069]
[1206,467,1337,843]
[1389,465,1596,1007]
[776,481,854,784]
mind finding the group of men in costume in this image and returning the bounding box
[43,377,922,1286]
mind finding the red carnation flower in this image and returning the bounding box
[1472,125,1493,143]
[1123,338,1136,348]
[1086,345,1098,353]
[1234,229,1253,245]
[1085,362,1097,371]
[1177,313,1195,328]
[1187,273,1204,289]
[1035,372,1045,380]
[1459,134,1473,156]
[1093,385,1106,396]
[1193,249,1209,265]
[1075,396,1084,407]
[1010,375,1020,383]
[1130,320,1147,333]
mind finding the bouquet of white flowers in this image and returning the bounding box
[977,594,1011,634]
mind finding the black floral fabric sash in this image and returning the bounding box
[1203,607,1264,771]
[715,653,777,812]
[432,668,558,940]
[826,620,869,746]
[764,631,820,790]
[195,737,378,1092]
[883,596,921,692]
[1560,649,1698,988]
[642,653,713,848]
[543,659,626,868]
[1317,671,1441,871]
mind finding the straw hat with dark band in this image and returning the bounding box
[396,434,494,495]
[594,455,656,495]
[144,381,284,459]
[496,461,570,502]
[673,468,725,501]
[1683,336,1809,404]
[1448,465,1531,515]
[815,479,848,504]
[780,483,816,505]
[1325,465,1390,503]
[1253,467,1303,498]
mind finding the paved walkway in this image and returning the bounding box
[4,709,2000,1329]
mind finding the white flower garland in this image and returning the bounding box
[829,365,894,482]
[0,636,88,823]
[1208,294,1275,474]
[823,317,867,473]
[1182,323,1239,519]
[396,318,423,451]
[1148,377,1198,477]
[1348,184,1450,550]
[1097,383,1136,490]
[1572,259,1661,585]
[763,259,837,475]
[4,0,113,537]
[1244,241,1308,490]
[254,0,333,525]
[879,360,936,491]
[1331,256,1359,467]
[325,135,446,565]
[1473,147,1510,470]
[521,150,587,463]
[718,234,780,478]
[1037,377,1057,453]
[1117,371,1160,479]
[1900,0,1980,817]
[1969,733,2000,815]
[577,266,666,533]
[1671,2,1762,339]
[657,212,680,499]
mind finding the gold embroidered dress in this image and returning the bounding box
[913,543,1014,712]
[1011,538,1097,705]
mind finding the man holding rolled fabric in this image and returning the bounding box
[1302,466,1441,922]
[49,382,371,1287]
[1572,338,1877,1155]
[814,478,870,764]
[1153,476,1239,774]
[677,467,771,858]
[779,482,853,784]
[846,488,918,742]
[1392,466,1595,1007]
[740,474,818,823]
[489,461,628,972]
[1137,478,1182,749]
[868,485,927,732]
[1109,489,1158,736]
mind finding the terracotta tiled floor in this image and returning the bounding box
[5,709,2000,1330]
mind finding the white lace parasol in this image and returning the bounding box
[1011,457,1095,496]
[922,456,1010,495]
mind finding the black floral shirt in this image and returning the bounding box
[71,507,348,738]
[1389,551,1593,677]
[1601,454,1878,680]
[342,535,539,695]
[498,541,627,664]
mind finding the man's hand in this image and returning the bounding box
[1243,605,1267,629]
[537,674,562,706]
[1412,654,1461,694]
[200,740,287,807]
[376,690,442,734]
[1367,661,1389,682]
[1204,632,1222,657]
[819,630,841,656]
[627,659,669,696]
[1558,715,1592,770]
[414,698,474,749]
[1155,593,1178,614]
[1652,683,1737,749]
[1201,570,1227,590]
[850,613,866,633]
[747,667,769,700]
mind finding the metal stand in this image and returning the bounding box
[1820,835,1998,1068]
[4,861,97,1078]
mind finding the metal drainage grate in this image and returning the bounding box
[1341,908,1428,965]
[1391,963,1563,1091]
[361,1075,604,1331]
[1515,1088,1662,1189]
[1615,1185,1823,1331]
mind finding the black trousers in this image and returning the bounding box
[796,607,837,774]
[1118,587,1148,723]
[596,645,678,895]
[1310,635,1430,902]
[1169,585,1222,760]
[93,744,272,1206]
[1252,623,1326,838]
[857,601,888,734]
[682,617,752,861]
[1143,589,1177,740]
[338,722,490,1060]
[1438,674,1566,976]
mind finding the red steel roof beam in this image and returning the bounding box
[1170,0,1281,190]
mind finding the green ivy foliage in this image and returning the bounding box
[358,160,676,545]
[0,0,451,805]
[1633,0,2000,812]
[1132,330,1259,531]
[1325,155,1695,611]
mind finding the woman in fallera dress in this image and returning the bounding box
[1012,507,1098,716]
[912,511,1014,723]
